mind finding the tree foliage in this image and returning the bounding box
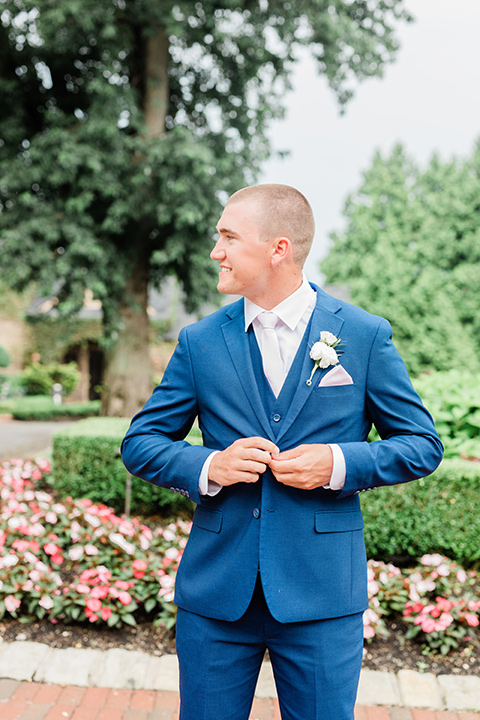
[322,143,480,376]
[0,0,411,414]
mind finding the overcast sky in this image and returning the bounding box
[260,0,480,284]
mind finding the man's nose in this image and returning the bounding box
[210,239,225,260]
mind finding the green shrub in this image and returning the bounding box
[8,395,100,420]
[0,346,11,368]
[0,375,24,402]
[361,458,480,566]
[22,361,81,397]
[52,417,202,516]
[369,369,480,460]
[413,370,480,460]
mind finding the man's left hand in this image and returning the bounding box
[268,444,333,489]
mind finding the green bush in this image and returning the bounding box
[52,417,202,516]
[413,370,480,460]
[22,361,81,397]
[0,345,11,368]
[6,395,100,420]
[361,458,480,567]
[0,374,24,402]
[369,369,480,460]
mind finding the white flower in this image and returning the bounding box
[68,545,84,561]
[39,596,54,610]
[306,331,342,385]
[109,532,135,555]
[310,342,339,369]
[320,331,338,345]
[165,547,180,560]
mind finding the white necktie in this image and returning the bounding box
[257,312,284,397]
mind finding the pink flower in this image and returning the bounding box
[86,598,102,613]
[12,540,30,552]
[118,591,133,606]
[85,544,99,556]
[132,559,148,571]
[4,595,21,612]
[436,613,453,630]
[43,542,59,556]
[91,586,109,599]
[76,583,90,594]
[363,624,375,639]
[464,613,479,627]
[101,607,112,621]
[435,597,452,613]
[114,580,131,591]
[420,617,437,634]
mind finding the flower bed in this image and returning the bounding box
[0,458,189,629]
[1,458,479,655]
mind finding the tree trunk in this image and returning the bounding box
[144,26,168,138]
[101,26,169,417]
[101,256,152,417]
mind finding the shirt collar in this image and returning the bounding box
[244,275,316,332]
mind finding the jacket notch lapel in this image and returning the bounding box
[221,306,275,441]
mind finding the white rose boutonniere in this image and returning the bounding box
[306,332,342,386]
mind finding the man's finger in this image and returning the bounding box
[238,437,280,455]
[270,445,304,461]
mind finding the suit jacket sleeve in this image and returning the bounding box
[121,327,212,505]
[338,317,443,498]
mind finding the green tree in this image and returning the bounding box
[0,0,411,415]
[322,143,480,375]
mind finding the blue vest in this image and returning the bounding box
[247,318,312,437]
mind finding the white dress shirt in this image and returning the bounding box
[198,276,346,495]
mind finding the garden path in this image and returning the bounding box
[0,419,74,458]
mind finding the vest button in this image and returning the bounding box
[253,508,261,519]
[272,413,281,422]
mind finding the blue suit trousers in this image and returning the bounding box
[176,575,364,720]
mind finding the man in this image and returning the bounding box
[121,184,443,720]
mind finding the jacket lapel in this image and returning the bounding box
[221,301,275,441]
[275,288,344,446]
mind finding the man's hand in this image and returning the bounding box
[209,437,279,487]
[269,444,333,490]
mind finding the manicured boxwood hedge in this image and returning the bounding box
[0,395,100,420]
[52,417,201,516]
[361,458,480,567]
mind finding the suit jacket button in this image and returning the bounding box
[253,508,260,519]
[272,413,281,422]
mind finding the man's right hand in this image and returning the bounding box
[208,437,279,486]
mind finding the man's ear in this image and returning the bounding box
[271,236,291,266]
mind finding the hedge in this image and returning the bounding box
[2,395,101,421]
[361,458,480,567]
[52,417,201,516]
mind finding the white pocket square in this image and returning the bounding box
[318,365,354,387]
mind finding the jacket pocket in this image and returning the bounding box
[314,510,364,534]
[193,506,223,533]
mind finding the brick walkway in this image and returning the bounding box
[1,682,480,720]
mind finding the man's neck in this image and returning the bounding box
[247,273,304,311]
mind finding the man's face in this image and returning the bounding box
[211,199,274,302]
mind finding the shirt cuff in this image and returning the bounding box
[198,451,223,497]
[323,444,346,490]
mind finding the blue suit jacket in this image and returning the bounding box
[121,285,443,623]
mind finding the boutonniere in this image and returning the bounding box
[306,332,342,386]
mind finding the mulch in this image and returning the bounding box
[1,615,479,677]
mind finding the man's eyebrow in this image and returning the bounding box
[216,226,239,236]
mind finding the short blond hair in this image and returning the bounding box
[227,184,315,268]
